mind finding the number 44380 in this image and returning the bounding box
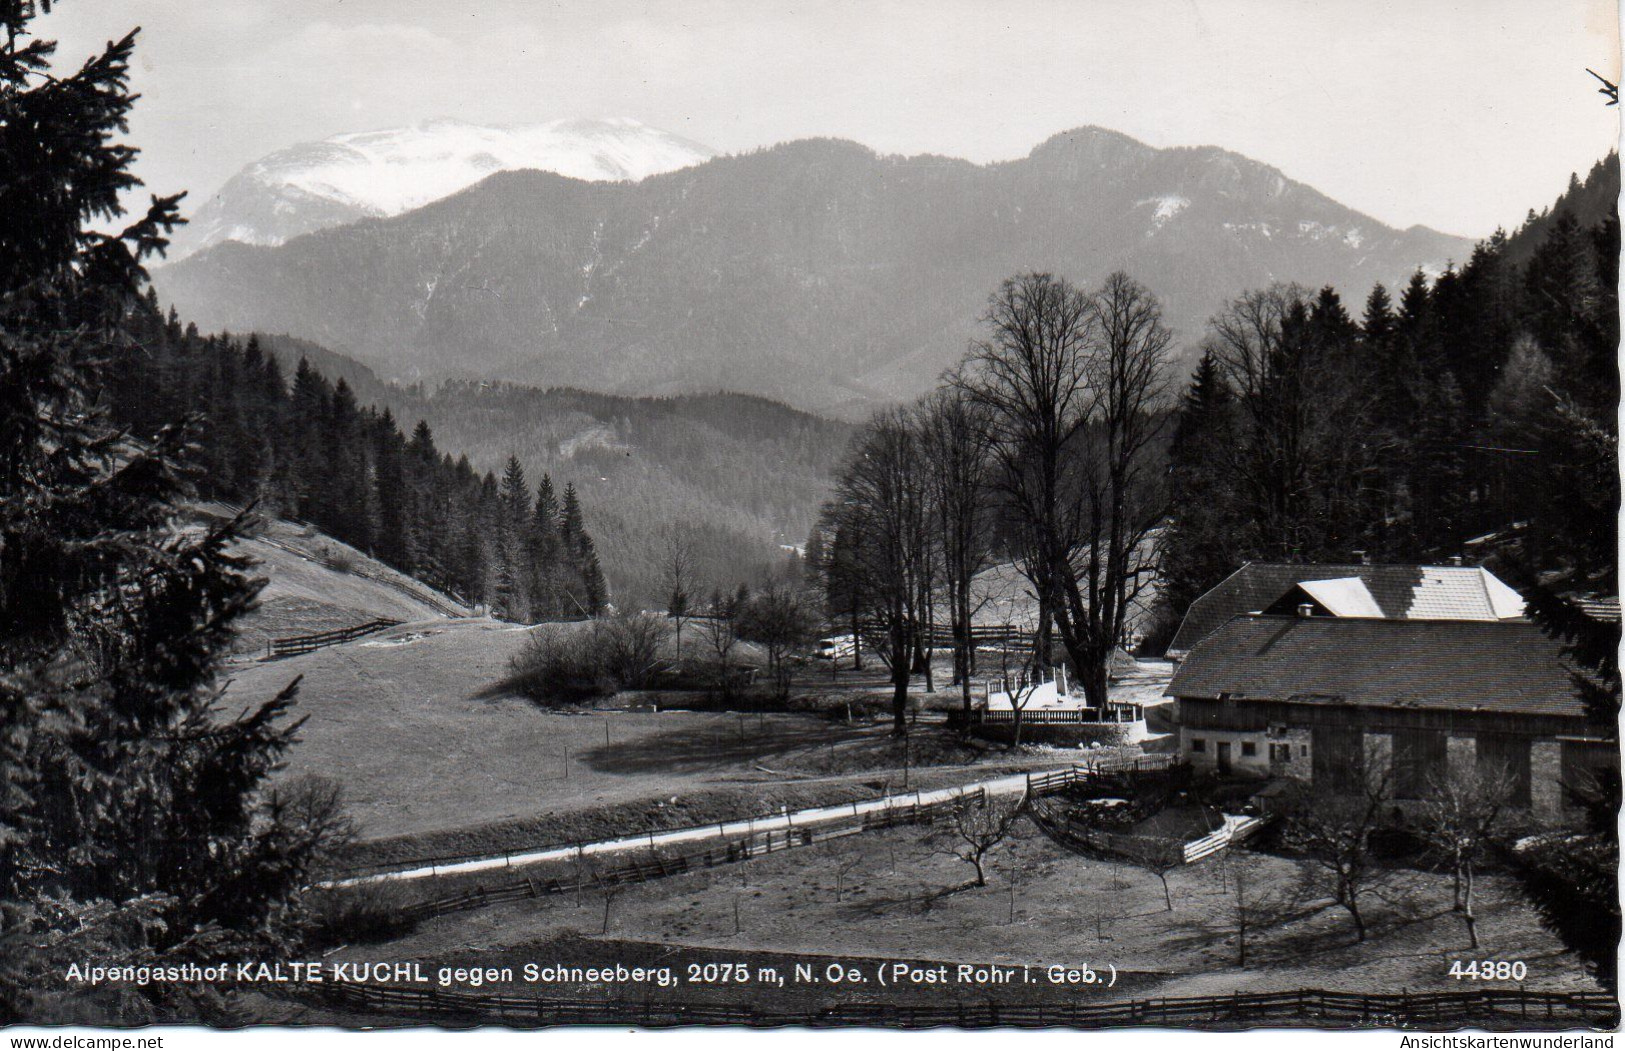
[1448,960,1528,981]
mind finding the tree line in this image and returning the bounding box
[105,306,609,621]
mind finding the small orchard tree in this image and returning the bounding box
[935,792,1024,887]
[1122,837,1183,912]
[1281,765,1392,942]
[1212,849,1300,967]
[1416,759,1519,949]
[1003,666,1047,749]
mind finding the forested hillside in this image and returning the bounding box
[125,322,853,607]
[1159,152,1619,634]
[395,384,853,605]
[109,305,610,621]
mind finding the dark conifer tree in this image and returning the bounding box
[0,3,331,1021]
[1159,350,1239,623]
[530,473,562,617]
[371,407,409,568]
[495,455,531,620]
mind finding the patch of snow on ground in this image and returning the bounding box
[1136,194,1190,233]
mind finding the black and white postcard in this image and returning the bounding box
[1,0,1620,1039]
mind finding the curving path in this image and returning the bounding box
[326,766,1047,889]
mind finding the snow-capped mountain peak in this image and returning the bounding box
[168,117,716,259]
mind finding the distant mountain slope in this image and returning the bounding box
[168,117,716,259]
[157,126,1471,416]
[237,337,854,606]
[398,383,854,606]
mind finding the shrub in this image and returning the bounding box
[510,624,612,703]
[508,612,669,703]
[595,612,666,689]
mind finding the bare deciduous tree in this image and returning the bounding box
[737,583,818,699]
[935,792,1024,887]
[995,652,1047,749]
[597,611,667,689]
[957,271,1172,707]
[1211,849,1296,966]
[663,530,694,661]
[826,408,934,734]
[1121,836,1183,912]
[1282,765,1392,942]
[699,587,743,697]
[1417,759,1520,949]
[917,386,995,713]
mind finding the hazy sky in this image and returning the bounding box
[41,0,1621,238]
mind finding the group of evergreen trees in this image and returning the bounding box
[1160,156,1620,623]
[104,305,607,620]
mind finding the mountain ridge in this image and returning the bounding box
[157,125,1473,415]
[168,117,717,259]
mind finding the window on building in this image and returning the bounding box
[1270,743,1291,763]
[1241,741,1257,757]
[1190,738,1205,753]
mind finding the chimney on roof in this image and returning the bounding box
[1352,549,1370,565]
[1297,603,1315,618]
[1448,555,1465,567]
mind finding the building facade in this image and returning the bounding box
[1167,615,1616,823]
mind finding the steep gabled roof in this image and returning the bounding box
[1167,615,1588,719]
[1168,562,1526,655]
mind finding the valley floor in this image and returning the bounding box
[224,617,1105,867]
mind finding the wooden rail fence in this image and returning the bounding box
[384,792,982,923]
[957,707,1143,726]
[309,982,1618,1029]
[267,618,403,659]
[1022,754,1177,797]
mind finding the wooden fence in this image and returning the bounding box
[387,792,981,923]
[854,622,1030,650]
[267,618,402,659]
[1181,816,1265,864]
[309,982,1618,1029]
[1022,754,1178,797]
